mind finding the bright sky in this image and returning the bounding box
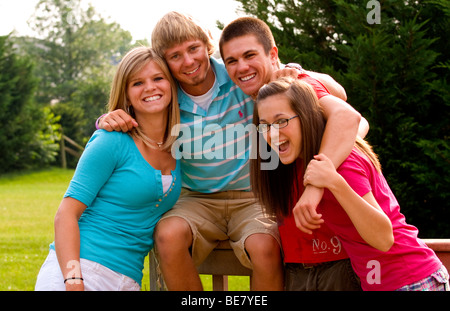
[0,0,244,41]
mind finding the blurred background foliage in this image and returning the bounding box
[234,0,449,236]
[1,0,448,236]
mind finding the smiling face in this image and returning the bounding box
[127,60,172,117]
[164,39,215,96]
[257,93,302,165]
[222,34,279,97]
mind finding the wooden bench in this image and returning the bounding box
[149,238,450,291]
[423,239,450,272]
[149,240,252,291]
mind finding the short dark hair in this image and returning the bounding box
[219,17,276,57]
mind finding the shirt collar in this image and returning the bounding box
[177,57,229,114]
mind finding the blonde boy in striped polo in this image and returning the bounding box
[99,12,283,290]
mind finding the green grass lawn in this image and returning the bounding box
[0,168,249,291]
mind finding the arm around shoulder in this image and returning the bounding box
[318,95,361,168]
[97,110,138,132]
[306,71,347,101]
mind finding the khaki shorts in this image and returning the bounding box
[157,188,280,269]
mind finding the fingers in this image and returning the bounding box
[270,68,299,81]
[313,153,327,161]
[292,186,325,234]
[100,111,138,132]
[303,170,320,187]
[292,203,324,235]
[303,161,317,187]
[294,211,323,234]
[303,173,311,187]
[303,154,333,187]
[103,117,132,132]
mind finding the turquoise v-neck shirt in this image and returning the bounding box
[52,130,181,285]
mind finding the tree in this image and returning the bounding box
[21,0,139,167]
[27,0,133,104]
[236,0,450,237]
[0,35,60,173]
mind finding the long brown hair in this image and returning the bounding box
[251,78,381,217]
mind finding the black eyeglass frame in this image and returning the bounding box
[257,115,299,133]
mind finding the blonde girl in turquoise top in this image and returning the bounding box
[35,47,181,291]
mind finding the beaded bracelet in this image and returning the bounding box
[64,277,84,283]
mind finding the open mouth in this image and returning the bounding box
[239,73,256,82]
[185,66,200,75]
[274,140,289,153]
[143,95,162,102]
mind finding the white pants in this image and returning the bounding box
[35,250,140,291]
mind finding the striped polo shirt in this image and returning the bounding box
[173,57,254,193]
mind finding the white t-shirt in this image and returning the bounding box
[161,174,173,193]
[182,70,217,112]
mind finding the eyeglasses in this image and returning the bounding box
[257,115,299,133]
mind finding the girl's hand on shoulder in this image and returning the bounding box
[303,154,339,189]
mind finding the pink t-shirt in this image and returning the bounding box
[317,148,442,290]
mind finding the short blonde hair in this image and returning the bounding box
[151,11,215,58]
[107,46,180,152]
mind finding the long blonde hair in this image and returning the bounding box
[107,47,180,152]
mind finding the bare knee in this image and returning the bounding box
[245,233,284,290]
[155,217,192,251]
[245,233,281,264]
